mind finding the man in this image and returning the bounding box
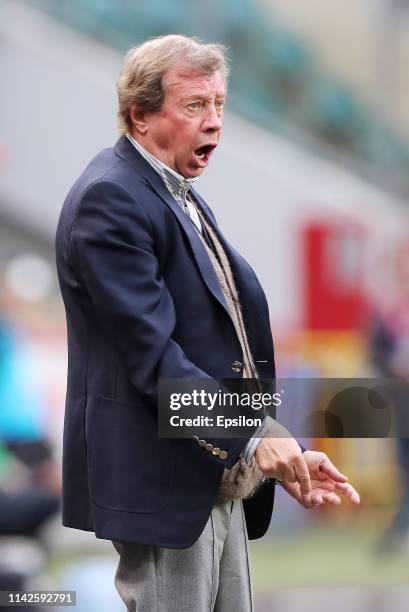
[55,35,360,611]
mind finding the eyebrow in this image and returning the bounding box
[181,92,226,102]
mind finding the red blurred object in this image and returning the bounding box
[302,219,368,330]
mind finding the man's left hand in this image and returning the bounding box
[278,450,360,509]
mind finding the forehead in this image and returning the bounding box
[163,66,226,99]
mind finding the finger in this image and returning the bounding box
[300,493,314,509]
[280,480,314,509]
[335,481,360,504]
[319,458,348,483]
[311,493,324,507]
[322,492,341,505]
[283,465,297,483]
[283,482,320,509]
[293,456,312,495]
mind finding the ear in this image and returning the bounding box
[130,105,148,135]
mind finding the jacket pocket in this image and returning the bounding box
[86,395,174,513]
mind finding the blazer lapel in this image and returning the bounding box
[114,137,230,316]
[191,187,252,286]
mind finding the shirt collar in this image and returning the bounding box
[126,133,199,201]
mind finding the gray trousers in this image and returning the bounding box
[112,499,254,612]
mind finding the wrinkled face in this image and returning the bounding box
[141,66,225,178]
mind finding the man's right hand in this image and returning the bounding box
[254,422,311,497]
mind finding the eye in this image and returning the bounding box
[215,100,225,109]
[187,101,202,110]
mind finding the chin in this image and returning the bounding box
[186,168,204,178]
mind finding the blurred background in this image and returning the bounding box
[1,0,409,610]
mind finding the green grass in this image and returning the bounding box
[251,524,409,590]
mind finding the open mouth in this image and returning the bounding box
[194,143,217,163]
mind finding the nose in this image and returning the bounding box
[202,104,222,133]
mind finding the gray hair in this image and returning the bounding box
[117,34,229,135]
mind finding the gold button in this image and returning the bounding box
[212,447,220,456]
[219,450,228,460]
[199,439,206,447]
[205,443,213,452]
[231,360,242,373]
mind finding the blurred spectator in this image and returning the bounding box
[0,290,61,499]
[369,239,409,553]
[0,444,60,537]
[0,287,60,600]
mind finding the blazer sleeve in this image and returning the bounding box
[69,179,247,469]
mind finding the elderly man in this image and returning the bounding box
[55,35,359,611]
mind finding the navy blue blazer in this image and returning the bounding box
[55,135,277,548]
